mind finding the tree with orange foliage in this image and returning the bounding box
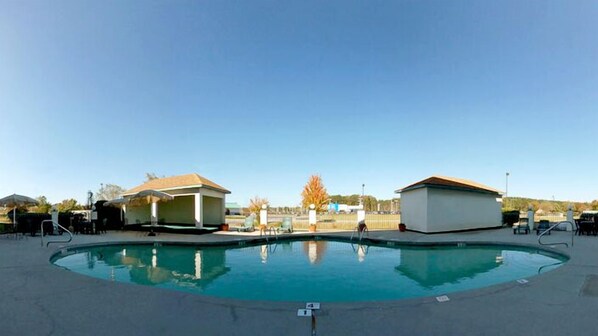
[301,175,329,212]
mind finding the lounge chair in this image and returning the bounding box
[100,218,108,234]
[277,217,293,233]
[10,220,24,240]
[513,218,529,234]
[535,220,551,235]
[233,215,255,232]
[575,219,583,236]
[577,219,595,236]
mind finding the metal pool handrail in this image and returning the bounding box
[41,220,73,247]
[538,221,574,248]
[350,223,369,241]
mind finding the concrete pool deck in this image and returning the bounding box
[1,228,597,335]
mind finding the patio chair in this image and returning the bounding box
[233,215,255,232]
[535,220,551,235]
[513,218,529,234]
[575,219,584,236]
[579,218,598,236]
[277,217,293,234]
[99,218,108,234]
[10,220,25,240]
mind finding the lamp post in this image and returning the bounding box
[360,184,365,209]
[87,190,93,210]
[505,172,510,208]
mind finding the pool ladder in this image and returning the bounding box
[41,220,73,247]
[350,223,369,241]
[260,226,278,242]
[538,221,574,248]
[351,242,369,256]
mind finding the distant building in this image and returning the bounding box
[395,176,502,233]
[225,202,243,215]
[328,203,363,213]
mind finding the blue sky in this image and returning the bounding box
[1,0,596,206]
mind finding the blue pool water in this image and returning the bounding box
[51,239,566,302]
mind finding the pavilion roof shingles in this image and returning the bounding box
[123,173,230,195]
[395,175,501,195]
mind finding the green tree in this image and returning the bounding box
[573,202,588,214]
[553,201,566,213]
[363,195,378,212]
[56,199,83,212]
[96,183,126,200]
[35,196,52,214]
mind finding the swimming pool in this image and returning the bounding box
[51,238,567,302]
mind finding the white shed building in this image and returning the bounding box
[395,176,502,233]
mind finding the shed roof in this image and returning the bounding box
[123,173,230,195]
[395,176,501,195]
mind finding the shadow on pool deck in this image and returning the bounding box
[1,228,597,336]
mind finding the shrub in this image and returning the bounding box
[10,212,74,234]
[502,210,520,226]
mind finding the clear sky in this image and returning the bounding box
[1,0,597,207]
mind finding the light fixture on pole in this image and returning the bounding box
[505,172,510,208]
[360,184,365,208]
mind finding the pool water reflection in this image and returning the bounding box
[52,240,566,302]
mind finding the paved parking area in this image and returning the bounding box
[1,228,597,335]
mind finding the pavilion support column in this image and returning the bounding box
[527,206,535,231]
[195,193,203,229]
[151,202,158,225]
[221,196,226,224]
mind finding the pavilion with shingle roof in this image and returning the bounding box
[395,176,502,233]
[122,173,230,229]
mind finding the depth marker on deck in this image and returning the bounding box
[298,303,320,336]
[297,309,313,317]
[436,295,450,302]
[517,279,529,284]
[306,302,320,310]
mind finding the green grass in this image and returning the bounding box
[270,213,401,230]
